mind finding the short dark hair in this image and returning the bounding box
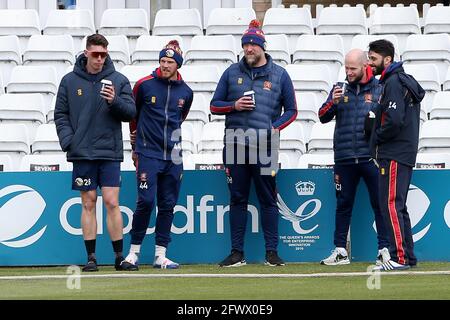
[368,39,395,61]
[86,33,109,49]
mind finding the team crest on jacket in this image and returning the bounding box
[139,172,147,182]
[237,78,243,85]
[343,96,349,103]
[151,96,156,104]
[178,98,185,108]
[77,89,82,96]
[263,81,272,91]
[365,93,372,103]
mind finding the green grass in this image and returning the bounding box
[1,262,450,300]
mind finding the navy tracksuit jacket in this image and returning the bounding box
[129,67,193,247]
[319,66,389,250]
[370,62,425,266]
[210,55,297,253]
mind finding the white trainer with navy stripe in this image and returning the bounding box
[320,247,350,265]
[372,260,410,271]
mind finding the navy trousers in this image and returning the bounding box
[130,154,183,247]
[378,159,417,266]
[334,160,389,249]
[223,145,279,252]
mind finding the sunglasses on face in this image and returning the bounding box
[87,51,108,59]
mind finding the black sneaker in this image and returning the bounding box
[265,250,285,266]
[82,259,98,272]
[219,250,246,267]
[115,257,139,271]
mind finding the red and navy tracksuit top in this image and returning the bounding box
[131,68,193,161]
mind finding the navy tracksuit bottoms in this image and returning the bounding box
[378,159,417,266]
[129,154,183,248]
[334,160,389,249]
[223,145,279,253]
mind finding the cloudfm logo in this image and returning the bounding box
[0,185,47,248]
[373,184,431,242]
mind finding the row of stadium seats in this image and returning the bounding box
[1,117,450,171]
[1,5,450,51]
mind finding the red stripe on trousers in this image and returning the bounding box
[388,160,406,265]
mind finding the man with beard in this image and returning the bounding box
[123,40,193,270]
[318,49,390,266]
[367,39,424,271]
[210,20,297,267]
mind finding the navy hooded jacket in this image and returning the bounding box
[370,62,425,167]
[131,67,193,161]
[319,66,382,163]
[210,54,297,140]
[54,54,136,162]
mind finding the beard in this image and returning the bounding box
[245,52,262,67]
[373,61,385,76]
[347,72,364,85]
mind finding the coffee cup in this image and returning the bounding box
[101,79,112,92]
[244,90,255,107]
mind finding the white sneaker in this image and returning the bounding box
[153,256,179,269]
[320,248,350,266]
[125,252,139,265]
[372,260,410,271]
[376,247,391,266]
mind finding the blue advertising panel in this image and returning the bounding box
[0,170,336,266]
[351,170,450,262]
[1,169,449,266]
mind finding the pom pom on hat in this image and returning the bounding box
[241,19,266,50]
[159,40,183,68]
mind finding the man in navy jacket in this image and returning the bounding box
[123,40,193,270]
[55,34,136,271]
[368,39,425,271]
[211,20,297,267]
[318,49,390,266]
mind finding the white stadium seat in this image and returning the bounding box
[430,91,450,120]
[0,123,30,164]
[6,65,58,109]
[308,121,335,153]
[184,94,208,145]
[23,34,75,81]
[185,35,237,67]
[418,119,450,153]
[292,34,345,83]
[0,35,22,86]
[369,7,421,54]
[402,34,450,83]
[0,9,41,51]
[119,65,158,89]
[444,66,450,92]
[316,7,368,52]
[424,6,450,35]
[185,152,224,170]
[279,122,306,168]
[152,9,203,51]
[31,123,62,154]
[43,9,95,51]
[285,64,333,103]
[206,7,256,47]
[0,93,46,141]
[181,121,196,156]
[179,65,221,102]
[0,154,14,171]
[295,92,319,143]
[350,34,400,60]
[131,35,184,66]
[403,63,441,115]
[262,7,313,54]
[197,122,225,154]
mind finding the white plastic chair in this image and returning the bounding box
[424,6,450,34]
[308,121,335,153]
[350,34,400,60]
[0,123,30,164]
[0,35,22,85]
[430,92,450,120]
[185,35,237,67]
[131,35,184,66]
[0,9,41,51]
[31,123,62,154]
[418,120,450,153]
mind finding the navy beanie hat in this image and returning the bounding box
[159,40,183,68]
[241,19,266,50]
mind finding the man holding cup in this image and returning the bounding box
[54,34,136,272]
[318,49,390,266]
[211,20,297,267]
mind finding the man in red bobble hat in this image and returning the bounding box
[123,40,193,270]
[211,20,298,267]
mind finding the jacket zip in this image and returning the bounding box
[163,84,171,160]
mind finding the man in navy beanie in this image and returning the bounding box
[123,40,193,270]
[211,20,298,267]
